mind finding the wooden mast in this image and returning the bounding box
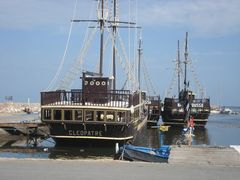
[184,32,188,91]
[177,40,181,95]
[99,0,105,76]
[138,37,142,90]
[112,0,117,90]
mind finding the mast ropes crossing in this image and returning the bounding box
[46,0,143,92]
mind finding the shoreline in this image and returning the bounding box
[0,102,40,115]
[0,145,239,166]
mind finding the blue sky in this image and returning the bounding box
[0,0,240,106]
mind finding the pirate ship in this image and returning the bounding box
[40,0,160,146]
[162,32,210,126]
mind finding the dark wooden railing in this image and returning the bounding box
[164,97,210,108]
[41,89,132,108]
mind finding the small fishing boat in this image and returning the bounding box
[118,144,171,163]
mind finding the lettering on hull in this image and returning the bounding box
[68,130,103,136]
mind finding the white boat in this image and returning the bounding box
[220,107,232,114]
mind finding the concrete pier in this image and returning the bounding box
[0,156,239,180]
[169,145,240,166]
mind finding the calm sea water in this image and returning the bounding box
[0,107,239,159]
[161,106,240,146]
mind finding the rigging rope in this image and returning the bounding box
[142,57,157,95]
[116,30,137,91]
[45,0,78,91]
[188,60,205,98]
[166,60,183,97]
[57,26,98,90]
[104,25,137,91]
[94,30,112,75]
[56,1,97,90]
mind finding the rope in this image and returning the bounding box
[57,1,97,90]
[57,26,98,90]
[45,0,78,91]
[166,60,183,97]
[142,57,157,95]
[116,30,137,91]
[188,60,205,98]
[104,25,137,91]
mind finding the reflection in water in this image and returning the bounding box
[134,124,160,148]
[0,125,161,159]
[49,147,115,159]
[160,126,210,146]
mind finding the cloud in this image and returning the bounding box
[0,0,91,30]
[1,0,240,37]
[138,0,240,37]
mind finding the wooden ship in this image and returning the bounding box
[40,0,160,146]
[162,32,210,126]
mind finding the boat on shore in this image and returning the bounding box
[40,0,160,146]
[162,33,210,127]
[117,144,171,163]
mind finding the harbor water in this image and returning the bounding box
[0,107,240,159]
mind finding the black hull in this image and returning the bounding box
[162,112,209,126]
[46,119,146,147]
[54,138,125,147]
[162,97,210,126]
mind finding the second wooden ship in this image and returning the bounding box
[162,32,210,126]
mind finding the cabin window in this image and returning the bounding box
[53,109,62,120]
[117,112,126,122]
[85,110,94,121]
[96,111,105,121]
[64,110,73,120]
[106,111,115,121]
[43,109,51,120]
[75,110,83,121]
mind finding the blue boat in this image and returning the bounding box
[118,144,171,163]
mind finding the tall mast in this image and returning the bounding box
[112,0,117,90]
[138,37,142,90]
[184,32,188,91]
[99,0,105,76]
[177,40,181,95]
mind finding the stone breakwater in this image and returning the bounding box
[0,102,40,114]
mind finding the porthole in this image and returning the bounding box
[96,81,100,86]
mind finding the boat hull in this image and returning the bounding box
[161,112,209,126]
[162,97,210,126]
[118,145,170,163]
[46,122,138,146]
[44,115,147,146]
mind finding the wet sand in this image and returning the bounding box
[0,158,239,180]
